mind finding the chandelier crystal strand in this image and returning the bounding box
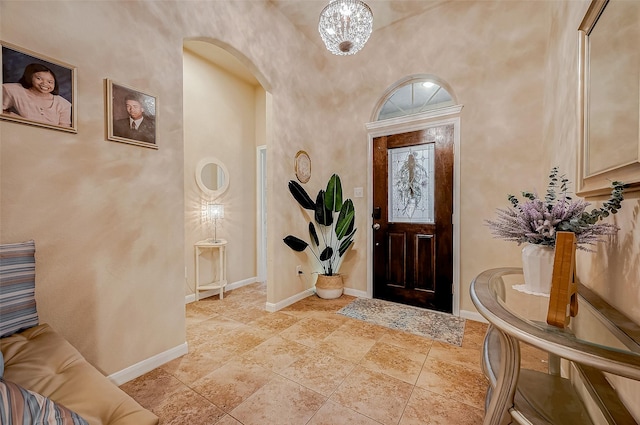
[318,0,373,55]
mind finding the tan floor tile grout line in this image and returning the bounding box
[121,283,502,424]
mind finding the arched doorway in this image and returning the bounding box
[183,39,272,305]
[366,75,463,315]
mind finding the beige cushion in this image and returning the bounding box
[1,324,158,425]
[1,377,90,424]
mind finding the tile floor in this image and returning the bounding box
[120,282,547,425]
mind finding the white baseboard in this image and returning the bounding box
[109,300,482,387]
[185,277,257,304]
[265,286,365,312]
[108,342,188,386]
[227,277,258,291]
[460,309,488,323]
[343,287,368,298]
[265,288,314,312]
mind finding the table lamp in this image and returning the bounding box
[204,203,224,243]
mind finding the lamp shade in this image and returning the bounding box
[202,203,224,223]
[202,203,225,242]
[318,0,373,55]
[209,204,224,220]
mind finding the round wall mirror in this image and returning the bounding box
[195,157,229,198]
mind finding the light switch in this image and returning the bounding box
[354,187,364,198]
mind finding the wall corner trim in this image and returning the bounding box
[343,288,368,298]
[266,289,315,312]
[460,309,487,323]
[107,342,188,386]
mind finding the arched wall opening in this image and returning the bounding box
[183,38,272,304]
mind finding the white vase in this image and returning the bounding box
[520,244,554,295]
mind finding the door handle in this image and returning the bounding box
[372,223,381,230]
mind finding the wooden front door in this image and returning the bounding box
[372,124,454,313]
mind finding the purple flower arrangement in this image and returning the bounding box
[486,167,624,250]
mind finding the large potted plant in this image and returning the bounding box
[283,174,356,299]
[485,167,624,294]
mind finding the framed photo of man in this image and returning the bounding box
[1,41,77,133]
[106,79,157,149]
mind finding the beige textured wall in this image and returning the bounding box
[543,0,640,418]
[0,0,330,374]
[183,47,259,295]
[544,0,640,349]
[312,0,553,312]
[0,0,557,374]
[0,1,187,374]
[3,2,639,398]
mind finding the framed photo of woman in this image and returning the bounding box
[106,79,157,149]
[1,41,77,133]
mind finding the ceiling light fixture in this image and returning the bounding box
[318,0,373,56]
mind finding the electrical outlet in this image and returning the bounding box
[296,265,303,276]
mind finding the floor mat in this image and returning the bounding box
[337,298,466,346]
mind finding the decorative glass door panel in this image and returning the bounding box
[388,144,435,223]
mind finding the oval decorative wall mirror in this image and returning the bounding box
[195,157,230,198]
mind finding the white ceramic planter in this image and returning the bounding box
[520,244,554,295]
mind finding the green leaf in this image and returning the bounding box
[319,246,334,261]
[338,231,355,256]
[336,200,355,239]
[315,190,333,226]
[339,241,353,258]
[288,180,315,210]
[324,174,343,212]
[308,222,319,246]
[283,236,308,252]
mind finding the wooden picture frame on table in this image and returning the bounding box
[1,41,77,133]
[106,79,158,150]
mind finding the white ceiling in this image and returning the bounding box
[184,1,446,86]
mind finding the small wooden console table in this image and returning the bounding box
[195,239,227,301]
[470,267,640,425]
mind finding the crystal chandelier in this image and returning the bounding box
[318,0,373,56]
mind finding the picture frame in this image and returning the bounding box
[1,41,77,133]
[294,150,311,183]
[106,79,157,149]
[577,0,640,197]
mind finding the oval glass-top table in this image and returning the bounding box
[470,267,640,425]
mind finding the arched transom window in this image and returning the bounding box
[377,78,455,121]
